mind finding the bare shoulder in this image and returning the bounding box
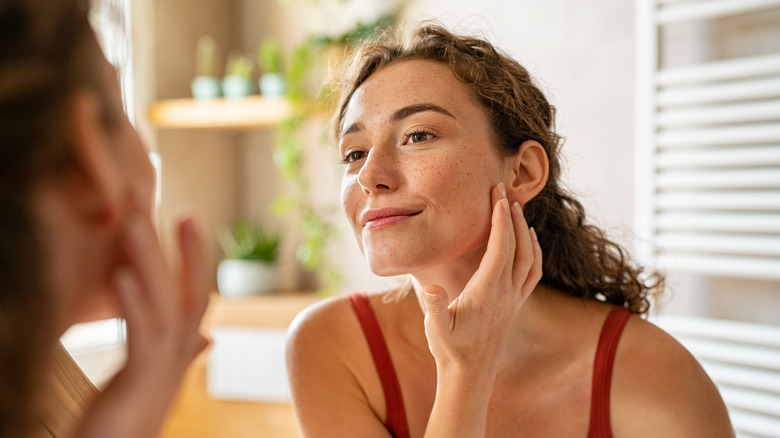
[288,293,357,347]
[611,314,734,437]
[286,292,366,374]
[285,292,395,438]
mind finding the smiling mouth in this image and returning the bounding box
[361,208,422,229]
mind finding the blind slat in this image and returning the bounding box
[720,386,780,418]
[657,145,780,168]
[656,168,780,189]
[658,0,780,25]
[657,77,780,107]
[658,53,780,85]
[656,123,780,148]
[657,233,780,257]
[667,337,780,370]
[658,100,780,128]
[729,410,780,437]
[655,314,780,348]
[657,253,780,280]
[656,189,780,211]
[698,362,780,393]
[656,212,780,233]
[657,191,780,211]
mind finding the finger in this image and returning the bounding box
[521,227,543,299]
[472,185,515,287]
[114,266,155,356]
[510,202,535,292]
[491,182,506,211]
[177,215,210,331]
[122,212,175,320]
[421,284,453,343]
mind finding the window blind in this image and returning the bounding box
[635,0,780,281]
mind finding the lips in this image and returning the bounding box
[361,207,422,228]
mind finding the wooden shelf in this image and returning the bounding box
[148,96,292,130]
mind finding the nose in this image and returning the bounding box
[357,147,399,195]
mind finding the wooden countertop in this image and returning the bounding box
[159,292,321,438]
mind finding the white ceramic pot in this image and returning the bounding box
[191,75,221,100]
[259,72,286,97]
[221,75,253,99]
[217,259,278,298]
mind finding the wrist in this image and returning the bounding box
[435,362,497,403]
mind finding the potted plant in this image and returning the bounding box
[257,38,286,97]
[191,35,221,100]
[217,220,280,297]
[222,50,254,99]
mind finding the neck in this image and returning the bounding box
[409,243,486,302]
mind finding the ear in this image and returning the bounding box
[504,140,549,205]
[67,90,123,226]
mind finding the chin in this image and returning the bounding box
[365,249,427,277]
[368,263,408,277]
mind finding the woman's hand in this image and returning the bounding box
[73,193,210,438]
[115,198,210,385]
[421,183,542,437]
[422,183,542,372]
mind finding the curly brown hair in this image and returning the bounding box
[334,23,664,315]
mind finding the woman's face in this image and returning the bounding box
[62,54,155,325]
[339,59,510,276]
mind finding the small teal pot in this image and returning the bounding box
[191,76,221,100]
[222,75,253,99]
[259,73,286,97]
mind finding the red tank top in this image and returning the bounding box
[348,292,631,438]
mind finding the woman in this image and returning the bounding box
[0,0,209,436]
[286,24,734,437]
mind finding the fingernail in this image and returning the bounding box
[530,227,538,241]
[497,182,507,199]
[502,198,510,212]
[513,202,522,216]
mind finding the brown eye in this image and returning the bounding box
[342,150,366,164]
[406,130,434,144]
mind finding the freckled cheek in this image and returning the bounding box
[416,157,474,213]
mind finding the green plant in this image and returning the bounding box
[219,220,280,263]
[258,39,283,74]
[225,50,253,78]
[196,35,218,76]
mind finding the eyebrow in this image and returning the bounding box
[340,102,456,139]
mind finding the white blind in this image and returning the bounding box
[635,0,780,281]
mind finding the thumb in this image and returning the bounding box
[421,284,452,336]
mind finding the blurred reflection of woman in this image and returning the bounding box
[0,0,209,436]
[287,23,734,437]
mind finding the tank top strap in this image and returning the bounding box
[588,305,632,438]
[348,292,410,438]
